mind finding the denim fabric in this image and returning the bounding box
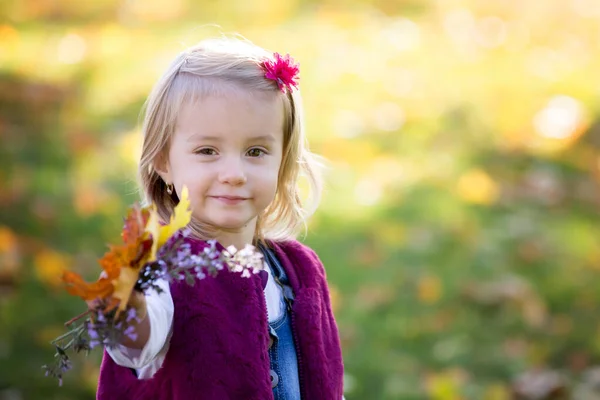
[262,246,302,400]
[268,312,301,400]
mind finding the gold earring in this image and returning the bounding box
[166,183,174,195]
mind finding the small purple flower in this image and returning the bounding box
[89,340,100,349]
[204,241,220,259]
[59,359,72,373]
[181,227,192,238]
[194,266,206,280]
[157,259,168,274]
[87,327,99,340]
[126,307,137,322]
[124,326,138,342]
[96,311,106,323]
[211,259,224,271]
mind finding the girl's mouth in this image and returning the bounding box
[210,196,249,205]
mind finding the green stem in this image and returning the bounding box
[63,337,75,351]
[51,323,85,345]
[51,330,75,345]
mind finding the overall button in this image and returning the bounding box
[270,370,279,388]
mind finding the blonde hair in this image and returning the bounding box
[138,37,322,242]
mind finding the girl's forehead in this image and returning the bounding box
[173,90,285,141]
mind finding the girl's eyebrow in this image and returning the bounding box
[186,134,221,143]
[247,134,277,143]
[187,134,277,143]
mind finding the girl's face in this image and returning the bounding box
[160,90,284,234]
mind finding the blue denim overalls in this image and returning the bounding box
[261,245,302,400]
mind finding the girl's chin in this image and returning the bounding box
[190,208,258,231]
[207,216,256,231]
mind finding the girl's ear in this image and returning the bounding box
[153,153,172,183]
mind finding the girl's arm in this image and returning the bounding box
[106,278,174,370]
[118,290,150,349]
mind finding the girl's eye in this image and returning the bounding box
[247,148,266,158]
[196,148,217,156]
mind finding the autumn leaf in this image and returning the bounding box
[108,205,155,312]
[111,266,142,311]
[62,203,153,312]
[63,271,114,300]
[122,205,150,245]
[109,239,153,312]
[112,187,190,311]
[147,186,192,261]
[61,186,192,313]
[159,185,192,245]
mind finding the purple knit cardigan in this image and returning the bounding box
[96,238,344,400]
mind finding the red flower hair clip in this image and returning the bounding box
[262,52,300,93]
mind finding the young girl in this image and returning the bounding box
[96,37,345,399]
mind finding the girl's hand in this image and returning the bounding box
[84,270,147,319]
[83,272,151,349]
[85,290,148,321]
[125,289,148,321]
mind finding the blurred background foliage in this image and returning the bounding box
[2,0,600,399]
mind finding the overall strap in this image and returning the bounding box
[260,244,296,311]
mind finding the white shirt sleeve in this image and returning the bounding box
[106,278,174,372]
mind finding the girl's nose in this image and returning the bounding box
[218,157,247,186]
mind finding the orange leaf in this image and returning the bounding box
[62,271,114,301]
[61,207,152,305]
[60,192,187,313]
[108,207,155,312]
[122,205,150,245]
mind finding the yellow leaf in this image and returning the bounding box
[62,186,192,313]
[112,266,141,311]
[111,188,190,312]
[157,185,192,248]
[146,204,161,261]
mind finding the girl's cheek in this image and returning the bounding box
[187,192,200,207]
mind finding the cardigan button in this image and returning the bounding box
[270,370,279,388]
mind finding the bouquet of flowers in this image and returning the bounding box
[42,187,264,386]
